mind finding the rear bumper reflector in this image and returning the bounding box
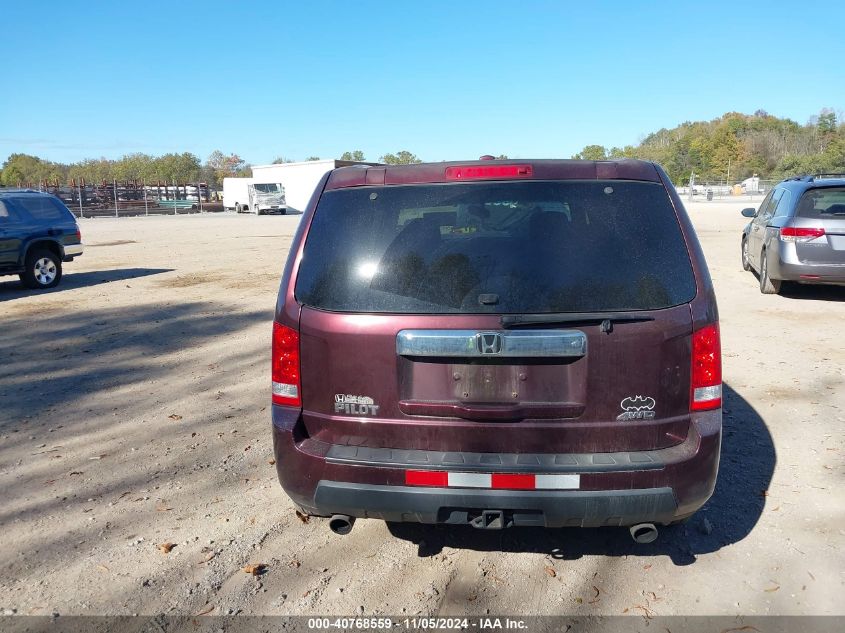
[405,470,580,490]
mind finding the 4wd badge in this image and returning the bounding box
[334,394,380,416]
[616,395,656,421]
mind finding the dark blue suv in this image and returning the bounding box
[0,190,84,289]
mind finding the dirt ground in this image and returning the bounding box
[0,201,842,618]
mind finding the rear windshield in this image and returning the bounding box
[13,195,73,222]
[796,187,845,218]
[295,180,696,314]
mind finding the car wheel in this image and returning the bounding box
[741,237,751,271]
[20,249,62,289]
[759,250,781,295]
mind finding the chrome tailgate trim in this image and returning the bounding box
[396,329,587,358]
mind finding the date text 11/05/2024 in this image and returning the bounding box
[307,617,529,630]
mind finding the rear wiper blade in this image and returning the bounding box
[500,312,655,330]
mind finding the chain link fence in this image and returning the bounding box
[675,177,777,202]
[25,180,224,218]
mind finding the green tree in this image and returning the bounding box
[608,146,637,159]
[379,150,421,165]
[205,151,246,187]
[113,153,155,181]
[573,145,608,160]
[272,157,294,164]
[1,153,64,186]
[155,152,201,183]
[306,156,321,161]
[816,108,837,135]
[340,150,365,161]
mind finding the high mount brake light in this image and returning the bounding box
[444,164,533,181]
[691,324,721,411]
[780,227,825,242]
[272,322,301,407]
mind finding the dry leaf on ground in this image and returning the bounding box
[243,563,266,576]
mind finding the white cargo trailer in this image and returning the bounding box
[250,159,377,214]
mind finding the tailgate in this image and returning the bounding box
[298,304,693,454]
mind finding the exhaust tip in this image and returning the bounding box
[328,514,355,535]
[629,523,658,544]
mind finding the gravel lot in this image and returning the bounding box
[0,202,842,618]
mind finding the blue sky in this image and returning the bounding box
[2,0,842,166]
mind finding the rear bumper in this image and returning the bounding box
[272,407,721,528]
[771,243,845,283]
[61,243,84,260]
[314,482,677,527]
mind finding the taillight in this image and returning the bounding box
[75,226,82,242]
[271,322,301,407]
[445,164,533,180]
[780,226,825,242]
[691,323,721,411]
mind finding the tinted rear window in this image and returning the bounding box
[14,196,72,221]
[796,187,845,218]
[295,180,696,314]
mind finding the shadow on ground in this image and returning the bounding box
[779,283,845,302]
[749,271,845,302]
[0,299,272,580]
[0,299,267,429]
[0,268,172,300]
[388,383,774,566]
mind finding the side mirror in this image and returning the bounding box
[741,208,756,218]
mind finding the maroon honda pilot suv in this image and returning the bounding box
[272,159,721,540]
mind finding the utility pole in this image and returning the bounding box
[113,179,118,218]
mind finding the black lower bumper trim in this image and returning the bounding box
[313,481,678,528]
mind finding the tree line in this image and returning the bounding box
[3,109,843,188]
[0,149,423,188]
[572,108,844,183]
[0,150,252,189]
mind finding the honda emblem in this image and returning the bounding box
[477,332,502,355]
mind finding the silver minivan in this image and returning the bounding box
[741,175,845,294]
